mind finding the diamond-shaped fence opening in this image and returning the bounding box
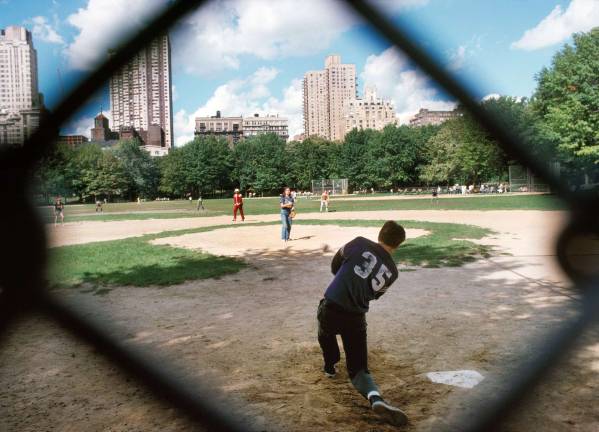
[1,1,598,431]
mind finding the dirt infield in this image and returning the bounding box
[3,208,597,431]
[151,224,429,257]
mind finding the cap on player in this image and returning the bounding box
[234,188,240,193]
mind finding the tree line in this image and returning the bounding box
[34,28,598,202]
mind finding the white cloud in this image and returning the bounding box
[361,47,456,124]
[30,16,64,44]
[63,115,93,138]
[482,93,501,101]
[172,0,356,76]
[511,0,599,50]
[64,0,166,70]
[448,45,466,71]
[174,68,303,146]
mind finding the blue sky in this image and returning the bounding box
[1,0,597,145]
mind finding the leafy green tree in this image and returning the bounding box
[231,133,288,194]
[365,124,436,189]
[287,136,336,190]
[420,112,507,185]
[456,114,507,184]
[532,28,599,178]
[80,149,127,201]
[34,142,76,202]
[182,136,232,196]
[159,147,188,197]
[339,128,374,190]
[114,139,160,199]
[420,122,461,185]
[70,144,104,201]
[159,136,232,197]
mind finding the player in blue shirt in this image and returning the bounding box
[317,220,408,426]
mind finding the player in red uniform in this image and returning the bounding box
[233,188,245,222]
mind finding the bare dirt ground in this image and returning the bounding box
[151,224,429,257]
[3,209,598,431]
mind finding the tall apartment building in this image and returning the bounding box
[0,26,44,146]
[409,108,461,127]
[109,34,173,154]
[242,113,288,141]
[303,55,356,141]
[344,86,396,133]
[0,26,40,113]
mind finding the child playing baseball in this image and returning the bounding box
[316,220,408,426]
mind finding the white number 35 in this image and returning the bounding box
[354,251,392,292]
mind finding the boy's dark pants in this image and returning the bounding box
[317,299,379,398]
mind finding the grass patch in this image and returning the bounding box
[294,219,492,268]
[41,210,224,223]
[40,193,566,223]
[49,224,245,290]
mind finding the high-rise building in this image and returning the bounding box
[303,55,356,141]
[0,26,40,113]
[0,26,44,146]
[409,108,461,127]
[109,34,173,154]
[344,86,396,134]
[242,113,288,141]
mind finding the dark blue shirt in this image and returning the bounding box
[280,195,294,213]
[324,236,398,314]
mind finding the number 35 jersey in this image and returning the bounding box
[324,236,399,314]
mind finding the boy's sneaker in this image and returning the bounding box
[323,364,336,378]
[369,395,408,427]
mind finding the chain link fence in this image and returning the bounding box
[1,1,598,431]
[311,179,349,196]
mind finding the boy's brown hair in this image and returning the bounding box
[378,221,406,249]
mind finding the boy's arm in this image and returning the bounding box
[330,246,345,275]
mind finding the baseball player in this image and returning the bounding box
[320,190,329,212]
[53,197,65,226]
[233,188,245,222]
[317,220,408,426]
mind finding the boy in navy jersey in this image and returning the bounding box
[317,221,408,426]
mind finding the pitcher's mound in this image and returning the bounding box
[151,224,428,257]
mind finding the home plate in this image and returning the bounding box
[425,370,485,388]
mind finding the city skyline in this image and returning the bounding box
[1,0,598,147]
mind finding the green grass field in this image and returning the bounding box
[49,223,248,294]
[295,219,492,268]
[40,194,566,223]
[49,219,492,292]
